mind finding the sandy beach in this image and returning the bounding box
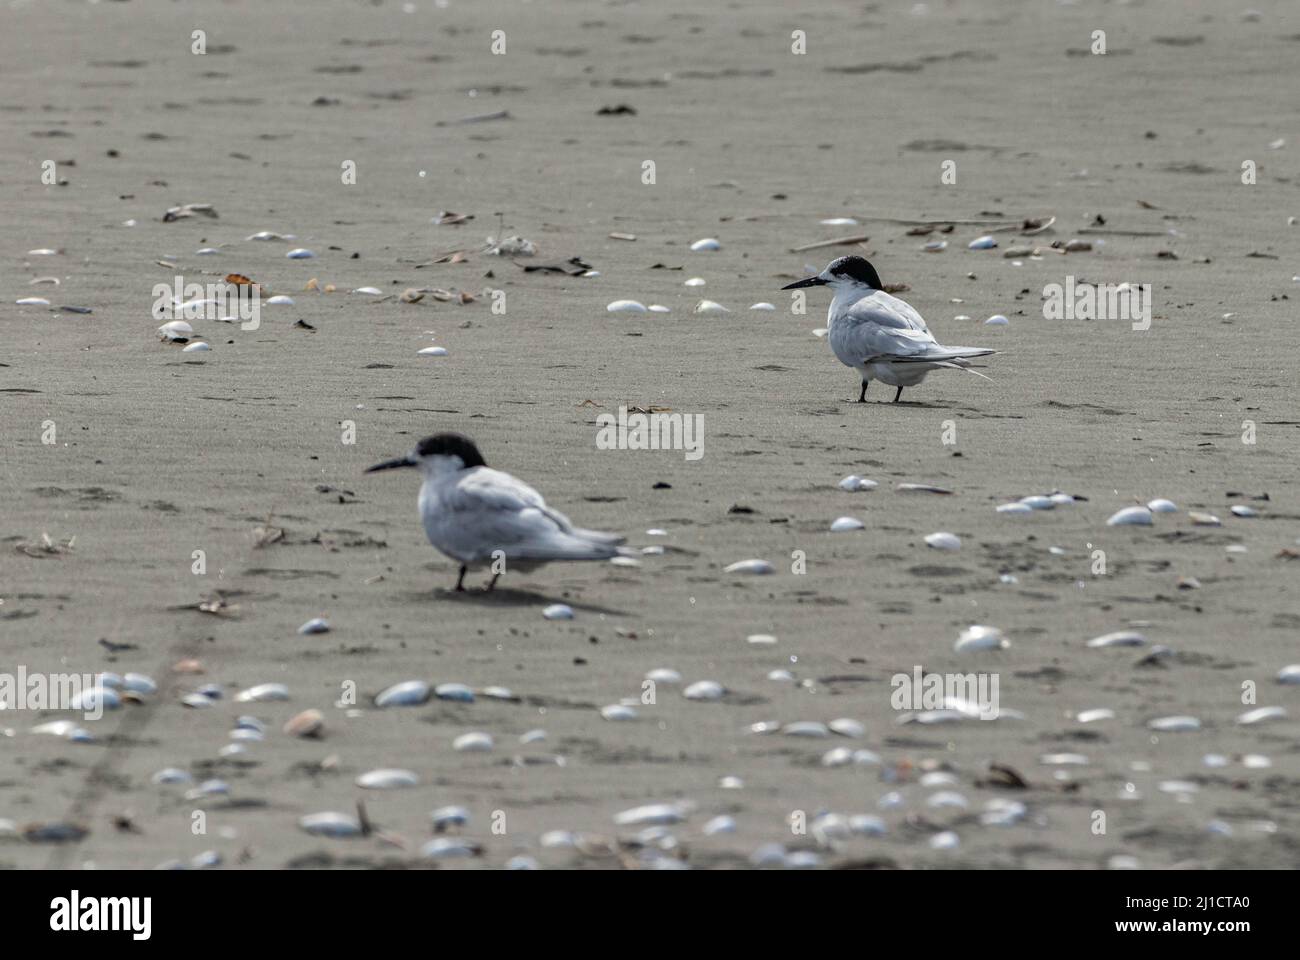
[2,0,1299,870]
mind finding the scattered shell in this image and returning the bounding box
[235,683,289,703]
[614,803,688,826]
[896,483,952,494]
[968,235,997,249]
[1147,498,1178,513]
[601,704,638,721]
[1076,708,1115,723]
[1107,506,1153,526]
[955,624,1008,652]
[421,838,480,859]
[690,238,721,251]
[374,679,430,707]
[418,347,449,356]
[996,502,1034,516]
[435,682,475,702]
[356,768,418,789]
[1230,505,1258,518]
[930,831,960,849]
[838,475,878,491]
[829,718,865,738]
[1237,706,1285,725]
[286,248,315,259]
[683,680,724,701]
[1087,630,1147,648]
[820,217,858,226]
[925,532,961,550]
[453,731,494,752]
[830,516,864,532]
[1277,664,1300,684]
[783,721,829,738]
[265,295,295,305]
[749,302,776,311]
[352,286,382,295]
[297,617,330,635]
[606,299,648,313]
[1019,495,1054,510]
[1189,511,1221,526]
[299,812,362,838]
[928,791,969,810]
[69,687,120,712]
[684,277,706,287]
[923,240,948,252]
[648,304,670,313]
[15,297,50,306]
[1040,753,1089,766]
[702,815,736,835]
[157,320,193,342]
[645,668,682,684]
[693,299,729,315]
[543,603,574,620]
[984,314,1009,325]
[151,768,193,785]
[181,342,210,353]
[747,634,777,646]
[431,806,470,830]
[1148,715,1201,732]
[724,559,773,575]
[283,709,325,738]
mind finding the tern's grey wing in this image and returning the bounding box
[844,291,930,333]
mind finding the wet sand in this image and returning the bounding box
[2,0,1299,869]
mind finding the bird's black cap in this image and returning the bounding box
[826,256,883,289]
[415,432,487,468]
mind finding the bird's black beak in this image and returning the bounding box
[365,455,416,474]
[781,276,828,290]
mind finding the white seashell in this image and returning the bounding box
[996,502,1034,515]
[374,679,430,707]
[265,295,295,305]
[1087,630,1147,648]
[645,668,681,684]
[614,803,687,826]
[684,277,706,287]
[1189,511,1221,526]
[899,709,967,725]
[539,830,578,848]
[689,238,721,251]
[299,812,362,838]
[828,718,864,738]
[749,302,776,311]
[1202,753,1229,768]
[1049,493,1075,505]
[1019,495,1054,510]
[648,304,670,313]
[930,831,960,849]
[1243,755,1272,769]
[702,815,736,835]
[286,248,315,259]
[352,286,383,295]
[812,327,828,337]
[505,855,540,870]
[1158,780,1199,795]
[683,680,724,701]
[783,721,829,738]
[693,299,729,315]
[606,299,648,313]
[356,768,418,789]
[1277,664,1300,684]
[923,240,948,252]
[1148,715,1200,732]
[27,248,58,256]
[830,516,865,532]
[928,791,968,809]
[822,747,853,767]
[984,314,1009,325]
[1076,708,1115,723]
[609,555,640,567]
[297,617,330,635]
[1230,504,1258,517]
[542,603,574,620]
[429,806,470,830]
[453,731,494,752]
[185,779,229,799]
[1237,706,1285,725]
[1040,753,1089,765]
[767,669,794,682]
[519,729,546,744]
[16,297,50,306]
[1147,498,1178,513]
[838,474,878,491]
[151,768,193,785]
[31,720,81,738]
[955,624,1008,652]
[157,320,193,341]
[181,341,210,353]
[925,531,961,550]
[195,248,219,255]
[719,775,744,789]
[878,791,905,810]
[435,682,475,702]
[1107,506,1153,526]
[247,231,286,241]
[981,799,1027,827]
[746,633,777,646]
[70,687,120,712]
[181,693,215,709]
[98,673,124,689]
[724,559,773,575]
[641,545,664,555]
[421,838,479,859]
[849,814,886,836]
[820,218,858,226]
[601,704,638,721]
[218,743,246,757]
[968,235,997,249]
[235,683,289,703]
[229,728,263,743]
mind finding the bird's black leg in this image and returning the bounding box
[455,565,467,592]
[892,385,903,403]
[858,381,868,403]
[485,572,501,592]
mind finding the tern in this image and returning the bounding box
[366,432,627,591]
[783,256,996,403]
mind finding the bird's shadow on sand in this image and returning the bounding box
[400,586,629,616]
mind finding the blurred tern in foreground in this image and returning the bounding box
[366,432,627,591]
[783,256,996,403]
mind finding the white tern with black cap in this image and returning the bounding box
[783,256,997,403]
